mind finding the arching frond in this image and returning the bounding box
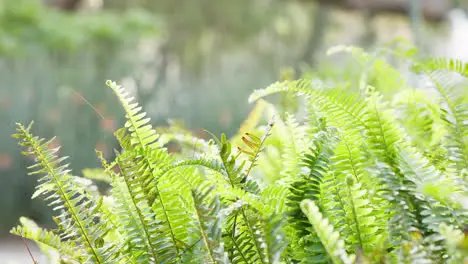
[413,57,468,77]
[249,80,369,133]
[13,123,125,264]
[107,80,161,150]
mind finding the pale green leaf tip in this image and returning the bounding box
[105,80,115,87]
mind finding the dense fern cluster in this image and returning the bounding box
[11,45,468,263]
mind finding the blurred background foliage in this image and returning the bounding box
[0,0,466,236]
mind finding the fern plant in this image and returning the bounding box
[11,45,468,264]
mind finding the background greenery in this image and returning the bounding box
[0,0,465,236]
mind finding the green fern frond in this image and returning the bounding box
[391,89,447,161]
[108,80,175,206]
[249,80,369,134]
[81,168,112,184]
[109,81,190,261]
[115,150,178,263]
[216,133,247,188]
[11,217,83,263]
[372,162,423,246]
[323,130,389,256]
[287,125,336,234]
[248,79,310,104]
[344,176,385,253]
[237,118,274,177]
[396,146,468,233]
[223,208,262,264]
[242,211,275,264]
[286,123,337,263]
[413,57,468,77]
[160,159,225,180]
[417,69,468,173]
[13,122,121,264]
[107,80,161,150]
[217,185,273,216]
[362,88,403,165]
[300,199,356,264]
[153,173,193,251]
[158,132,218,158]
[277,113,308,185]
[223,205,286,264]
[260,185,289,215]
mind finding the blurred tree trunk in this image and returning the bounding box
[296,0,451,21]
[295,2,330,75]
[44,0,82,11]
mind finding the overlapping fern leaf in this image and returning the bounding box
[300,199,356,264]
[223,205,286,264]
[323,129,389,258]
[108,80,187,260]
[396,146,467,231]
[105,151,173,263]
[190,185,230,264]
[214,124,283,263]
[413,62,468,175]
[359,88,434,246]
[286,119,337,263]
[390,89,446,164]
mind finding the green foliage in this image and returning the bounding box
[11,45,468,263]
[0,0,158,55]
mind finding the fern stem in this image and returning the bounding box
[241,210,268,264]
[119,158,161,263]
[229,234,251,264]
[244,120,274,177]
[372,104,392,164]
[346,182,363,250]
[109,81,182,258]
[192,195,218,264]
[343,140,360,183]
[154,182,181,255]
